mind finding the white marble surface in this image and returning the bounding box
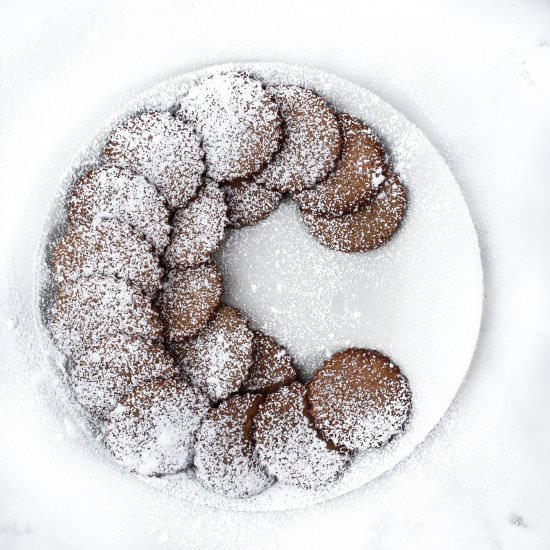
[1,0,549,548]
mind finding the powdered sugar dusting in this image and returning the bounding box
[68,164,171,251]
[194,394,273,498]
[254,383,351,489]
[308,349,411,450]
[180,72,282,182]
[222,178,282,228]
[50,218,163,295]
[104,110,205,208]
[176,305,253,402]
[164,181,227,269]
[49,275,163,356]
[105,378,209,476]
[255,85,341,193]
[68,334,177,420]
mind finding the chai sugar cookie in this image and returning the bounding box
[181,72,282,182]
[158,262,223,341]
[254,382,351,489]
[103,110,204,208]
[255,85,341,194]
[294,113,388,216]
[175,305,253,402]
[222,177,282,228]
[164,181,227,269]
[67,165,170,251]
[49,275,163,356]
[241,331,296,394]
[194,393,274,498]
[68,334,177,420]
[105,378,209,476]
[50,218,163,296]
[302,172,407,252]
[307,348,411,450]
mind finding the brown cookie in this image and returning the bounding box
[253,382,351,489]
[105,378,209,476]
[175,305,253,402]
[158,263,223,341]
[222,177,282,228]
[302,173,407,252]
[294,113,388,216]
[163,181,227,269]
[307,348,412,450]
[103,111,204,208]
[68,334,177,420]
[50,219,163,296]
[255,85,341,194]
[49,275,163,357]
[181,72,282,182]
[241,331,296,394]
[194,393,274,498]
[67,165,170,252]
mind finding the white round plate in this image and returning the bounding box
[35,63,483,511]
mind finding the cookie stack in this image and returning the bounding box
[47,71,411,498]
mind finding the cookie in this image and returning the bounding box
[255,85,342,194]
[180,72,282,182]
[194,393,274,498]
[158,262,223,341]
[175,305,253,402]
[254,382,351,489]
[294,113,388,216]
[307,348,411,450]
[67,165,170,251]
[105,378,209,476]
[50,219,163,296]
[164,181,227,269]
[49,275,163,356]
[68,334,177,420]
[241,331,296,394]
[302,173,407,252]
[222,177,282,228]
[103,111,204,208]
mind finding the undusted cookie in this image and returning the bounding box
[158,263,223,341]
[164,181,227,269]
[194,393,273,498]
[242,331,296,394]
[294,113,387,216]
[103,111,204,208]
[222,177,282,228]
[50,275,163,356]
[68,165,170,251]
[69,334,177,420]
[176,305,253,402]
[51,219,163,295]
[302,173,407,252]
[181,72,282,182]
[105,378,209,476]
[308,348,411,450]
[255,85,341,194]
[254,383,350,489]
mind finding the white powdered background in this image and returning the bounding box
[1,0,550,548]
